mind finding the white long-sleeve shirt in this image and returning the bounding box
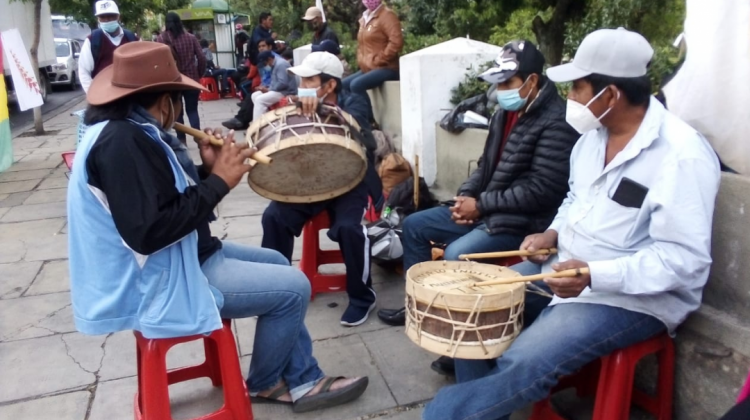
[78,30,125,93]
[544,97,720,333]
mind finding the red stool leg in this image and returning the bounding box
[203,336,223,387]
[213,321,253,419]
[656,337,675,420]
[138,338,174,420]
[299,218,320,300]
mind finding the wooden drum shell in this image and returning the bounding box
[405,261,525,360]
[246,105,368,203]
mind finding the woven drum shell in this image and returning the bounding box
[246,105,367,203]
[405,261,525,359]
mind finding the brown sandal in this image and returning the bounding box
[250,384,292,405]
[292,376,369,413]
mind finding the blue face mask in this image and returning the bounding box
[297,87,319,98]
[99,21,120,34]
[496,78,531,111]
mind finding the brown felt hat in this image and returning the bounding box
[87,42,205,106]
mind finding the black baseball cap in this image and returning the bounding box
[478,40,545,84]
[311,40,340,56]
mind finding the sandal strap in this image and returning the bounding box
[267,384,290,400]
[319,376,343,393]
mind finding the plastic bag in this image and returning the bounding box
[439,94,492,134]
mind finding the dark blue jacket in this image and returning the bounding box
[249,26,272,65]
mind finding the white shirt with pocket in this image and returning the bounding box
[544,97,721,333]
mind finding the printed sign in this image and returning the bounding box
[0,37,14,172]
[1,29,44,112]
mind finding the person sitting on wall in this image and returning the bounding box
[421,28,721,420]
[376,40,580,377]
[251,51,298,121]
[343,0,403,96]
[303,6,340,47]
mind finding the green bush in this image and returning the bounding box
[449,61,494,106]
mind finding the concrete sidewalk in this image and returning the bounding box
[0,98,450,420]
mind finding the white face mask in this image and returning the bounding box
[565,88,620,134]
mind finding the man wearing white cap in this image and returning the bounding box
[302,6,339,46]
[78,0,138,93]
[422,28,720,420]
[261,52,383,327]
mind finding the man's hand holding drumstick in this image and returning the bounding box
[200,128,258,189]
[519,230,591,298]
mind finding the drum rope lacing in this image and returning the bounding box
[406,281,524,358]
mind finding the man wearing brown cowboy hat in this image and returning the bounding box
[67,41,369,413]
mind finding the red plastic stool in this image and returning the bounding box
[199,77,221,101]
[530,333,675,420]
[223,78,238,99]
[299,211,347,300]
[133,319,253,420]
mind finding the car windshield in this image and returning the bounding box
[55,41,70,58]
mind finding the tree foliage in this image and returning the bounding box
[49,0,191,33]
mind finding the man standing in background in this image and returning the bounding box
[303,6,339,46]
[78,0,138,93]
[249,12,273,65]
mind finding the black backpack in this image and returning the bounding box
[91,28,138,63]
[385,176,435,215]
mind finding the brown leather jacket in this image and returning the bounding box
[356,6,404,73]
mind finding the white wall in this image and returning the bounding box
[399,38,501,185]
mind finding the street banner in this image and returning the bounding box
[1,28,44,112]
[0,37,13,172]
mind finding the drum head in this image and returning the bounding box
[248,140,367,203]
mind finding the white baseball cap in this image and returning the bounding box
[547,28,653,82]
[302,7,323,21]
[288,52,344,79]
[95,0,120,16]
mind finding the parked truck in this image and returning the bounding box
[1,0,57,105]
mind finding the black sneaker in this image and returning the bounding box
[221,118,248,130]
[340,303,376,327]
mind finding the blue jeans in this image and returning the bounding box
[211,68,235,91]
[176,90,200,142]
[402,206,525,271]
[422,262,666,420]
[201,241,324,401]
[342,69,400,95]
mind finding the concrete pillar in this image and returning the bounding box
[399,38,502,185]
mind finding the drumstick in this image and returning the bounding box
[468,267,590,288]
[173,123,272,165]
[413,155,420,209]
[459,248,557,260]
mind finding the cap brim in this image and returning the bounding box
[301,15,316,21]
[478,67,517,84]
[288,65,321,78]
[546,63,591,83]
[87,65,207,106]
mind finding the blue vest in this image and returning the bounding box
[67,120,223,339]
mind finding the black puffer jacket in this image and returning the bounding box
[457,80,579,236]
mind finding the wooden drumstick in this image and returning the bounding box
[459,248,557,260]
[173,123,273,165]
[468,267,590,288]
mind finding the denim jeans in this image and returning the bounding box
[422,261,666,420]
[402,206,525,272]
[342,69,400,95]
[201,241,324,401]
[211,68,235,91]
[176,90,200,142]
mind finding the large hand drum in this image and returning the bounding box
[405,261,525,359]
[246,105,368,203]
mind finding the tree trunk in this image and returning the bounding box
[532,0,582,65]
[30,0,44,135]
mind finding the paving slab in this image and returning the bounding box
[0,239,26,263]
[23,187,68,205]
[360,327,448,406]
[242,333,397,420]
[381,407,425,419]
[24,232,69,261]
[217,194,270,218]
[4,158,62,172]
[26,259,70,295]
[0,206,8,219]
[303,292,391,342]
[88,375,137,420]
[1,201,67,222]
[223,215,264,239]
[0,334,95,403]
[0,179,40,194]
[0,292,75,341]
[0,390,90,420]
[19,152,54,163]
[0,217,66,240]
[0,168,52,182]
[36,175,70,190]
[0,191,33,207]
[98,330,208,382]
[233,317,257,357]
[0,260,43,299]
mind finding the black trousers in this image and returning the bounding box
[720,398,750,420]
[235,94,253,125]
[261,182,376,308]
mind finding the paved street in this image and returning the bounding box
[8,87,86,135]
[0,98,544,420]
